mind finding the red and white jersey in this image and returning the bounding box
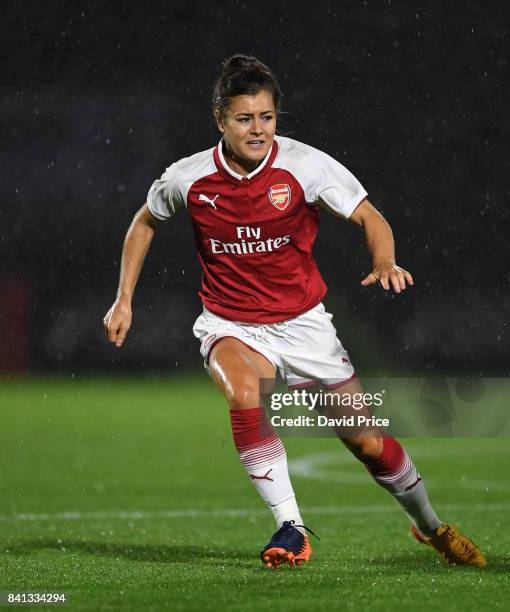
[147,136,367,323]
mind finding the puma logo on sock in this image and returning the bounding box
[250,469,274,481]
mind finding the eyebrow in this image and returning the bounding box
[235,110,274,117]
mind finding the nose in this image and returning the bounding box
[250,119,263,135]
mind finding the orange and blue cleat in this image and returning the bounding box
[411,523,486,567]
[260,520,317,569]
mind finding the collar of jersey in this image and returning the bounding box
[214,137,279,183]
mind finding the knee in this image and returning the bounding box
[225,374,261,410]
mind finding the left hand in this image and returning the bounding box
[361,263,414,293]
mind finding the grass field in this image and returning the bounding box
[0,378,508,611]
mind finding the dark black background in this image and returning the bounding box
[2,1,509,376]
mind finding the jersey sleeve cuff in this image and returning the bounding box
[146,199,169,222]
[343,190,368,219]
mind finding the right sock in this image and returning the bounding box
[230,407,304,532]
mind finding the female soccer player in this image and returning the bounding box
[104,55,485,569]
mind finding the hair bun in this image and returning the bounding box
[223,54,257,72]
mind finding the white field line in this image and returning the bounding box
[2,450,507,523]
[0,502,509,523]
[288,452,510,491]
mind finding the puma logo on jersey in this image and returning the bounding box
[198,194,219,209]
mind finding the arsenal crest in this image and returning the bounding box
[268,184,291,211]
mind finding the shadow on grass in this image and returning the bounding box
[366,553,510,574]
[3,543,508,573]
[478,555,510,573]
[2,540,254,563]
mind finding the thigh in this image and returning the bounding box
[209,337,277,409]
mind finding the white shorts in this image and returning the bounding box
[192,302,356,389]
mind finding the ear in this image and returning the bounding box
[214,109,225,133]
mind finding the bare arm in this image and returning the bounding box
[350,199,413,293]
[103,203,158,347]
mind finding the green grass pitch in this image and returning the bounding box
[0,378,508,611]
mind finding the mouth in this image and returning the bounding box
[246,140,266,150]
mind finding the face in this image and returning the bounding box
[216,90,276,172]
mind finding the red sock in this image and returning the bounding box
[362,436,440,535]
[230,407,285,471]
[364,436,419,492]
[365,436,405,476]
[229,408,300,524]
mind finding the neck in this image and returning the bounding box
[222,142,262,176]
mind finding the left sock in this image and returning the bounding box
[364,436,442,536]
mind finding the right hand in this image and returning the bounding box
[103,298,132,348]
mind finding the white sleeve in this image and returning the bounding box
[146,164,184,221]
[309,150,367,218]
[274,138,368,219]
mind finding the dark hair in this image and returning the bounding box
[212,55,282,118]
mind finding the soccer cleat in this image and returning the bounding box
[260,520,317,569]
[411,523,487,567]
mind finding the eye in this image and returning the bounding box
[262,115,274,122]
[237,117,250,123]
